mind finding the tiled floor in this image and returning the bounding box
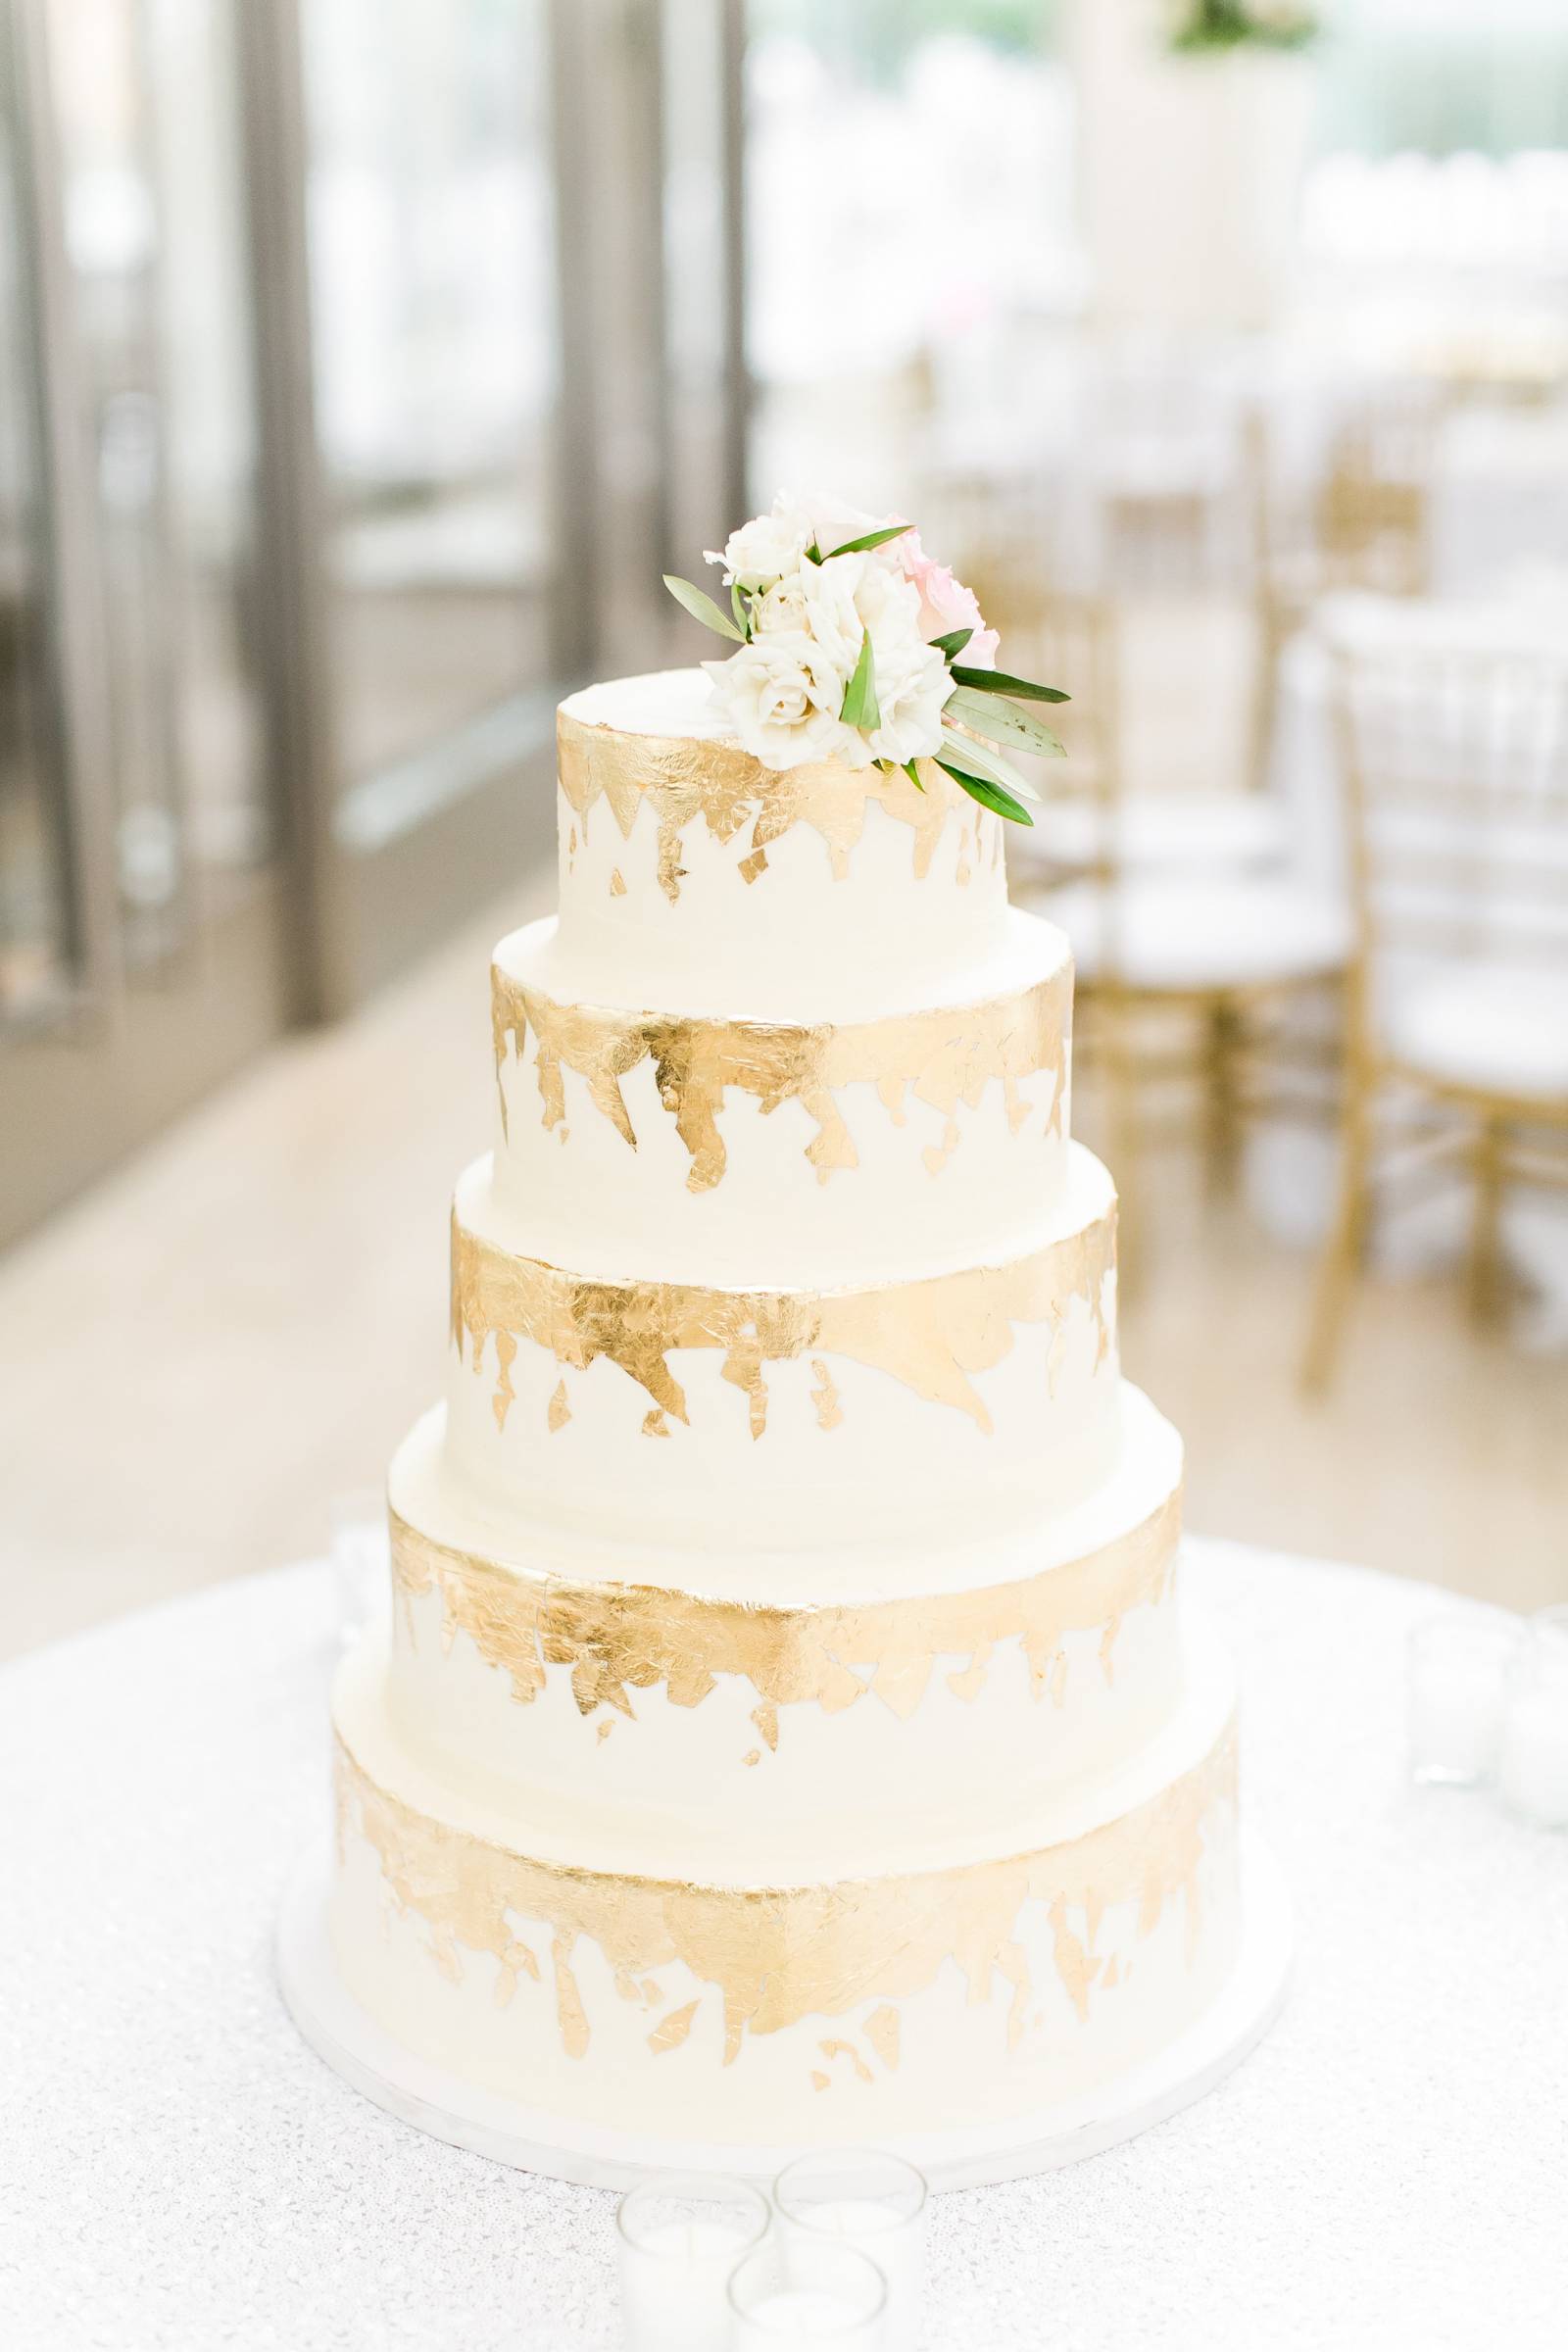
[2,849,1565,1660]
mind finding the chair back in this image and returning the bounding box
[1335,642,1568,1020]
[1252,380,1439,617]
[1314,378,1440,597]
[1005,594,1122,887]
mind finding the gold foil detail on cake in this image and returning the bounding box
[811,2071,830,2092]
[388,1486,1179,1733]
[864,2004,901,2071]
[649,1999,700,2054]
[449,1205,1115,1439]
[820,2038,874,2085]
[552,1936,590,2059]
[609,868,626,897]
[490,964,1070,1195]
[808,1360,843,1432]
[334,1715,1235,2064]
[557,709,983,905]
[548,1381,571,1433]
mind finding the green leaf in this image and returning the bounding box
[903,757,925,792]
[944,685,1065,758]
[937,723,1042,804]
[805,541,823,564]
[930,627,973,660]
[839,629,880,731]
[936,759,1034,827]
[731,581,752,641]
[950,663,1069,703]
[821,521,914,561]
[663,574,746,643]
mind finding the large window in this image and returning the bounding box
[301,0,558,789]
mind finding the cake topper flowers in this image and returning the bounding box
[663,493,1067,825]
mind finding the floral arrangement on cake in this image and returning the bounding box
[663,493,1067,826]
[1169,0,1315,53]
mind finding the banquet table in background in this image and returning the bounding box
[3,1545,1566,2351]
[1428,408,1568,596]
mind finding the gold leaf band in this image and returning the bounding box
[558,707,998,906]
[491,962,1072,1187]
[450,1207,1116,1438]
[335,1715,1236,2062]
[392,1484,1180,1727]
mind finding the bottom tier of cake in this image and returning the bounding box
[327,1626,1239,2148]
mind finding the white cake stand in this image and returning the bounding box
[278,1828,1291,2192]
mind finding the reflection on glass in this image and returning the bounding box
[0,42,71,1025]
[46,0,271,965]
[301,0,557,785]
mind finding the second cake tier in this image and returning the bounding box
[491,907,1072,1287]
[447,1141,1120,1553]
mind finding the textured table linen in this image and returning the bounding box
[2,1541,1564,2351]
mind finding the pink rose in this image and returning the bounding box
[897,534,1000,668]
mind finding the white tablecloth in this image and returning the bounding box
[3,1544,1565,2351]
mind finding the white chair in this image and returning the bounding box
[1008,597,1348,1278]
[1303,645,1568,1386]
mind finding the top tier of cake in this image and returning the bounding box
[552,670,1010,1018]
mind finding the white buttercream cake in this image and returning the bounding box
[323,665,1242,2151]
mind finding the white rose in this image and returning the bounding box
[708,494,812,591]
[750,573,810,635]
[703,632,849,771]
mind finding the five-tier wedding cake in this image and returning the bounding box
[321,502,1243,2161]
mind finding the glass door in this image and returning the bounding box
[0,0,291,1247]
[257,0,570,1004]
[0,0,752,1243]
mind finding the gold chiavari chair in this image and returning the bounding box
[1302,645,1568,1388]
[1249,379,1440,798]
[1008,597,1348,1285]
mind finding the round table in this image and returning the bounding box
[3,1542,1564,2351]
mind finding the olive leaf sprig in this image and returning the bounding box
[664,520,1068,826]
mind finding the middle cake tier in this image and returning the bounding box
[446,1139,1121,1553]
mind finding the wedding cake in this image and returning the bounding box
[324,500,1242,2156]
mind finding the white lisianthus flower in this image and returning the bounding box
[707,494,813,591]
[864,634,951,766]
[792,551,870,679]
[855,563,951,766]
[703,631,848,771]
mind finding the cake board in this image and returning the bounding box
[277,1829,1291,2192]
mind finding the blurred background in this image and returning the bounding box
[1,0,1565,1649]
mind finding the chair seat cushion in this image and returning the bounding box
[1381,965,1568,1103]
[1037,876,1350,992]
[1024,793,1289,877]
